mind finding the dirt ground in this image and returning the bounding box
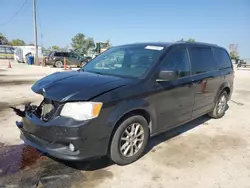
[0,60,250,188]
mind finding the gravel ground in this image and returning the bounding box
[0,60,249,188]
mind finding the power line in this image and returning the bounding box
[0,0,28,26]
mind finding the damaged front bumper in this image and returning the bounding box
[14,102,110,161]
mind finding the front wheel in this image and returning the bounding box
[208,91,228,119]
[109,115,149,165]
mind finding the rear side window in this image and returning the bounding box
[212,48,232,69]
[189,47,217,74]
[64,53,71,57]
[54,52,64,57]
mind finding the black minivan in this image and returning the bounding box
[15,42,234,165]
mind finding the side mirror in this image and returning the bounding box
[157,70,178,81]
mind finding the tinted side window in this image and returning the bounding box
[160,48,190,78]
[189,47,217,74]
[54,52,64,57]
[64,53,71,57]
[212,48,232,69]
[54,52,59,56]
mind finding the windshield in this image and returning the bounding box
[83,45,165,78]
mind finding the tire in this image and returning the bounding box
[109,115,149,165]
[54,61,63,68]
[208,91,228,119]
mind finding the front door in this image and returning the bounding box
[150,46,195,131]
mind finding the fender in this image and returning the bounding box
[105,99,158,135]
[215,81,231,103]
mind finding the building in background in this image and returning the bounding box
[13,45,42,63]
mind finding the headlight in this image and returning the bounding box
[60,102,103,121]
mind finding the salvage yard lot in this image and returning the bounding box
[0,61,250,188]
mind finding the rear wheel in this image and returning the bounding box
[208,91,228,119]
[109,115,149,165]
[54,60,63,68]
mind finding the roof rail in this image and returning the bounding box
[183,41,218,46]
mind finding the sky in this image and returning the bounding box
[0,0,249,57]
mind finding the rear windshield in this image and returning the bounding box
[83,45,165,78]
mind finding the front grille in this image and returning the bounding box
[41,99,60,121]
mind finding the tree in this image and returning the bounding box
[85,37,95,51]
[10,39,26,46]
[0,32,8,45]
[229,51,239,60]
[50,45,61,51]
[187,38,195,42]
[105,39,112,48]
[60,45,70,52]
[71,33,85,54]
[177,38,185,42]
[229,44,239,60]
[177,38,195,42]
[71,33,95,55]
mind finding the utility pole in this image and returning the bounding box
[33,0,38,64]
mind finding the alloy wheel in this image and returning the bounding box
[120,123,144,157]
[55,61,63,68]
[217,94,227,114]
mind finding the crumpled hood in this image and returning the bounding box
[32,71,131,102]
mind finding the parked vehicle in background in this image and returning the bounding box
[84,56,93,61]
[46,51,88,68]
[0,45,14,59]
[237,59,250,68]
[14,42,234,165]
[42,50,51,61]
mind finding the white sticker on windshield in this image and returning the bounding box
[145,45,164,51]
